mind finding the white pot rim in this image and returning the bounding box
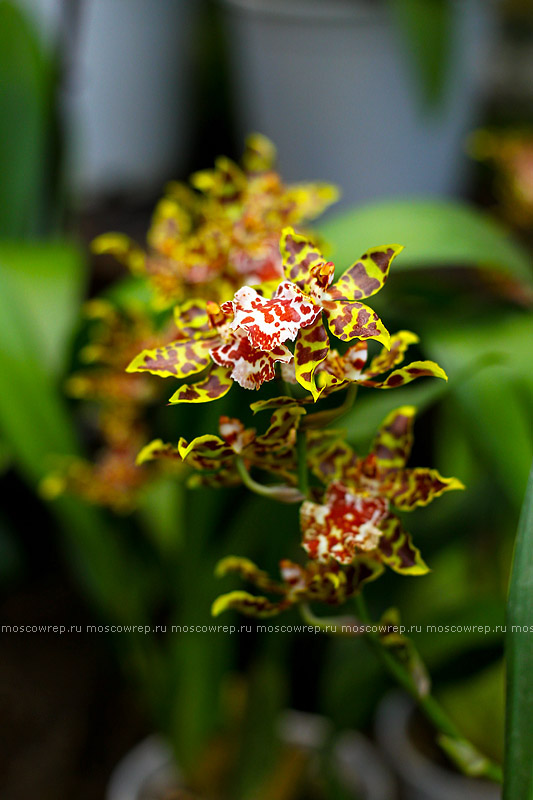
[220,0,493,24]
[375,692,500,800]
[107,714,396,800]
[220,0,385,24]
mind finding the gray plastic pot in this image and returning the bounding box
[106,711,397,800]
[16,0,197,200]
[375,692,501,800]
[220,0,496,207]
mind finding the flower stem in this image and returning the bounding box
[300,603,337,632]
[353,594,503,783]
[296,429,309,497]
[302,384,358,429]
[235,457,303,504]
[235,457,270,498]
[299,603,362,636]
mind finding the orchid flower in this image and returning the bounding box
[212,555,383,618]
[278,227,403,399]
[92,134,339,306]
[126,282,321,400]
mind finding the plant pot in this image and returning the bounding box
[16,0,197,201]
[68,0,197,201]
[375,692,501,800]
[220,0,496,207]
[105,735,178,800]
[107,711,397,800]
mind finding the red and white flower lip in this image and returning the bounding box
[301,481,389,565]
[204,280,324,390]
[228,281,321,351]
[127,266,328,398]
[210,325,292,390]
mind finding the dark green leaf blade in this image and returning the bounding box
[505,461,533,799]
[0,0,55,237]
[0,241,85,375]
[319,199,533,289]
[388,0,452,106]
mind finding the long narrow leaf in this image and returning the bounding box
[505,462,533,799]
[0,241,85,375]
[0,249,147,621]
[388,0,452,106]
[425,315,533,512]
[0,1,55,237]
[0,264,79,477]
[319,199,533,289]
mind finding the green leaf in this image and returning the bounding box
[319,199,533,289]
[0,263,79,481]
[388,0,452,106]
[0,1,56,237]
[437,662,505,765]
[424,314,533,511]
[343,349,498,452]
[0,247,147,622]
[0,241,85,374]
[236,656,286,800]
[504,461,533,800]
[168,558,235,772]
[138,476,185,556]
[54,497,150,622]
[105,274,155,308]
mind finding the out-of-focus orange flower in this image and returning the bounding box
[92,134,339,305]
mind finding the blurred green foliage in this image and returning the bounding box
[504,462,533,799]
[318,198,532,752]
[388,0,452,106]
[0,0,532,791]
[438,660,505,764]
[321,198,533,286]
[0,0,58,238]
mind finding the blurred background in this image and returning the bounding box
[0,0,532,798]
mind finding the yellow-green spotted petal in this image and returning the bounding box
[294,316,331,401]
[353,556,386,590]
[365,331,419,378]
[173,299,213,339]
[364,360,448,389]
[388,468,465,511]
[250,396,302,414]
[187,469,241,490]
[371,406,416,469]
[169,366,233,404]
[284,183,340,222]
[242,133,277,172]
[192,156,246,200]
[280,227,326,291]
[309,438,355,484]
[215,556,284,593]
[324,300,390,347]
[136,439,181,466]
[329,244,403,302]
[147,197,193,256]
[255,405,306,452]
[378,516,429,575]
[127,338,213,379]
[178,434,234,463]
[91,233,145,276]
[212,591,287,618]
